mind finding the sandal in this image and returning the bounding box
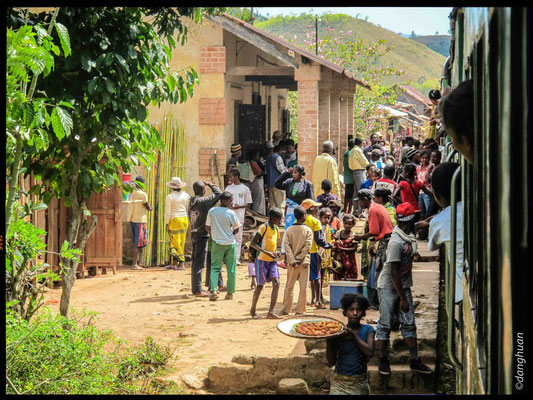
[209,293,219,301]
[315,303,326,309]
[194,291,209,297]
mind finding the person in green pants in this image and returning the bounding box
[205,191,241,301]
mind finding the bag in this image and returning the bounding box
[249,223,268,262]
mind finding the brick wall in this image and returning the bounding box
[296,79,319,178]
[198,148,226,177]
[199,98,226,125]
[199,46,226,73]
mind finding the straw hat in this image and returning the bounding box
[167,176,186,189]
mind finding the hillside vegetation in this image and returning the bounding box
[256,13,446,94]
[411,35,451,57]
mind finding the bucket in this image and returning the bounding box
[122,173,132,200]
[329,280,366,310]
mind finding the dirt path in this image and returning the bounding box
[42,262,356,390]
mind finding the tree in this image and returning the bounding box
[6,7,225,318]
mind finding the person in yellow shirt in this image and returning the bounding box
[348,137,369,215]
[249,208,283,319]
[302,199,333,309]
[312,141,341,198]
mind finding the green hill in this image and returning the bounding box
[411,35,451,57]
[255,13,446,94]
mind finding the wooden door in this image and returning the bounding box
[83,182,122,275]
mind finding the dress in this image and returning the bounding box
[333,230,358,280]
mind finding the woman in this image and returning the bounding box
[416,150,433,221]
[275,164,314,259]
[247,149,266,216]
[164,177,190,270]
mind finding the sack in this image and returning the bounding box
[249,223,267,262]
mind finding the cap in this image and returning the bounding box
[371,148,382,157]
[396,202,416,221]
[354,189,373,201]
[301,199,322,210]
[273,131,283,139]
[265,140,274,149]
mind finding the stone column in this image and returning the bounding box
[295,65,321,179]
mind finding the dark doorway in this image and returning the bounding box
[238,104,266,157]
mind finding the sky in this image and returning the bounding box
[256,7,454,36]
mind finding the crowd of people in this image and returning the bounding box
[127,82,474,395]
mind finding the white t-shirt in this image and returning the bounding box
[428,202,464,303]
[225,183,252,223]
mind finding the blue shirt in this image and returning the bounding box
[205,207,241,246]
[332,324,375,376]
[360,178,374,190]
[266,152,283,187]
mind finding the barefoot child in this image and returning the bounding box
[327,199,343,233]
[250,208,283,319]
[326,293,375,394]
[318,207,335,304]
[333,214,359,280]
[281,206,313,315]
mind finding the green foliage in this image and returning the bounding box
[6,307,175,394]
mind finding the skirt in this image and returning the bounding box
[329,372,370,395]
[168,216,188,262]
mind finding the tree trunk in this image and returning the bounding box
[59,199,97,318]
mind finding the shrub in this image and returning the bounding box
[6,307,174,394]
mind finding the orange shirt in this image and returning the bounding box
[368,202,394,240]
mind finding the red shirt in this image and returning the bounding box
[399,180,424,212]
[374,178,397,193]
[368,202,394,239]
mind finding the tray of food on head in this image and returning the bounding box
[277,315,345,339]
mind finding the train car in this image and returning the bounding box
[442,7,529,394]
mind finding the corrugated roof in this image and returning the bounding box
[399,85,432,106]
[211,13,371,90]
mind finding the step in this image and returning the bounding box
[367,349,435,366]
[368,364,435,394]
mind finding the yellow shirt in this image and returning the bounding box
[305,215,322,254]
[257,223,280,262]
[348,146,369,170]
[312,153,341,197]
[129,189,148,223]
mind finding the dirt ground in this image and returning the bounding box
[42,260,364,390]
[42,231,439,393]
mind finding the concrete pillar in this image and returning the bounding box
[329,89,341,166]
[318,89,330,145]
[295,65,321,179]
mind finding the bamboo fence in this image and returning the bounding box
[143,115,186,266]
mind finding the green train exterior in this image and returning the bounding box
[441,7,528,395]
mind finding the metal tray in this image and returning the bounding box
[277,315,346,340]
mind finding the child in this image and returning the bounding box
[333,214,359,280]
[318,207,335,304]
[243,241,257,289]
[327,199,343,233]
[359,165,377,190]
[301,199,332,309]
[326,293,375,395]
[205,191,241,301]
[316,179,339,209]
[249,207,283,319]
[226,168,253,264]
[368,168,382,192]
[281,206,313,315]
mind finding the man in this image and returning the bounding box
[353,189,394,308]
[374,164,398,195]
[343,139,355,214]
[364,133,387,161]
[348,137,369,216]
[128,176,153,270]
[266,142,287,210]
[225,169,252,264]
[282,138,297,168]
[399,136,415,163]
[272,130,283,147]
[188,180,222,297]
[312,140,341,198]
[225,144,242,187]
[375,202,433,376]
[205,191,241,301]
